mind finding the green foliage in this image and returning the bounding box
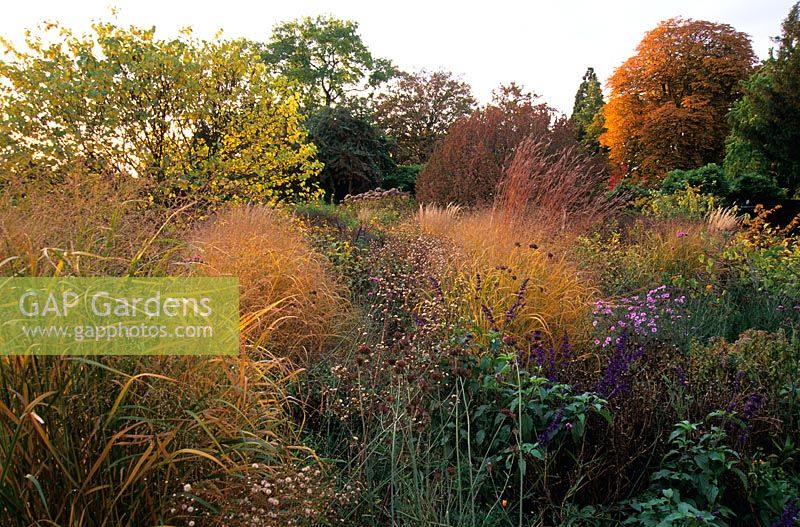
[641,185,721,219]
[724,3,800,197]
[306,106,395,201]
[662,164,731,199]
[689,331,800,431]
[730,172,788,201]
[623,416,741,526]
[725,208,800,298]
[745,444,800,526]
[451,349,610,506]
[571,67,606,153]
[0,22,322,206]
[382,163,421,193]
[261,15,395,109]
[608,177,653,206]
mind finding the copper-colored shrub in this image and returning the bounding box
[416,99,576,206]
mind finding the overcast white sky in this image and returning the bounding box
[0,1,795,114]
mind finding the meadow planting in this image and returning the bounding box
[1,6,800,527]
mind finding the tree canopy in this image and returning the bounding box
[373,69,476,165]
[416,84,575,206]
[570,67,605,153]
[306,106,395,201]
[724,2,800,196]
[601,18,756,184]
[0,22,322,205]
[261,15,395,109]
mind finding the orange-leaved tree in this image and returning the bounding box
[601,18,756,184]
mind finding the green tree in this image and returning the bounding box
[570,67,606,153]
[725,2,800,196]
[0,22,322,205]
[262,16,395,109]
[306,106,395,200]
[373,69,476,164]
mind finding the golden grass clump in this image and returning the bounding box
[417,208,597,347]
[0,169,177,277]
[188,204,348,361]
[417,203,463,236]
[706,206,741,234]
[0,351,306,526]
[634,217,723,279]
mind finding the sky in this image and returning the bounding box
[0,0,796,114]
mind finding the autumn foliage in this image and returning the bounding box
[494,138,612,232]
[416,85,575,206]
[374,69,476,164]
[601,18,756,184]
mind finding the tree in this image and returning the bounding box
[725,2,800,196]
[570,67,605,153]
[306,106,395,200]
[373,69,476,164]
[416,84,576,205]
[0,22,322,205]
[261,16,394,109]
[600,18,756,184]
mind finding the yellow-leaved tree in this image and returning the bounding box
[0,22,322,205]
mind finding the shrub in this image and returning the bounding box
[416,87,576,206]
[661,163,731,198]
[730,172,789,201]
[688,330,800,439]
[187,204,348,361]
[724,204,800,298]
[622,415,741,525]
[306,106,395,201]
[640,184,722,219]
[574,218,722,296]
[382,163,422,193]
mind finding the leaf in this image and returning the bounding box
[475,429,486,446]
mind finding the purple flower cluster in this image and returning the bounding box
[527,333,570,381]
[736,393,763,446]
[674,365,687,388]
[428,276,445,304]
[595,332,645,398]
[771,498,799,527]
[479,275,530,333]
[481,304,499,332]
[592,285,686,348]
[540,406,565,445]
[505,278,529,326]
